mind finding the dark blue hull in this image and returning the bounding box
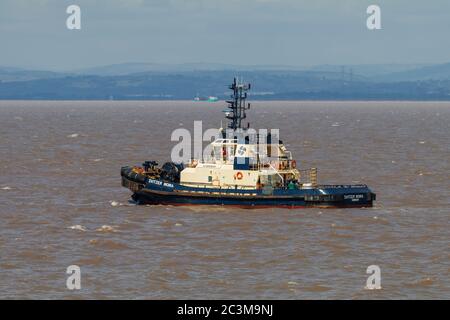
[122,176,376,208]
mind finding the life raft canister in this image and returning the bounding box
[236,172,243,180]
[132,166,145,174]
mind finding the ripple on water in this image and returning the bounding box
[68,225,87,232]
[303,284,332,292]
[88,239,129,250]
[405,277,436,288]
[75,256,106,266]
[96,225,118,233]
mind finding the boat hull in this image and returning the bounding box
[131,191,374,208]
[121,174,375,209]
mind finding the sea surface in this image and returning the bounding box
[0,101,449,299]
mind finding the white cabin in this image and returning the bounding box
[180,137,301,190]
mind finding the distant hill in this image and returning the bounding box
[73,62,308,76]
[373,62,450,82]
[1,62,450,100]
[308,63,430,78]
[74,63,180,76]
[1,69,450,100]
[0,66,69,82]
[73,62,432,78]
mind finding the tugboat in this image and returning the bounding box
[121,78,376,208]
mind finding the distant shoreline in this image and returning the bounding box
[3,64,450,101]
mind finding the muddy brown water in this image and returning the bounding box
[0,101,448,299]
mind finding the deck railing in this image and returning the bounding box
[298,168,318,186]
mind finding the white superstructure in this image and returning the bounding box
[180,136,302,189]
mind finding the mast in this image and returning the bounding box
[225,77,251,131]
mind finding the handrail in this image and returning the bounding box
[268,163,284,185]
[298,168,317,186]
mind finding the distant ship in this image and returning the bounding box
[194,95,219,102]
[121,78,376,208]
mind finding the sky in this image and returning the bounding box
[0,0,449,71]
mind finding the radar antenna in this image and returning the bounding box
[225,77,251,130]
